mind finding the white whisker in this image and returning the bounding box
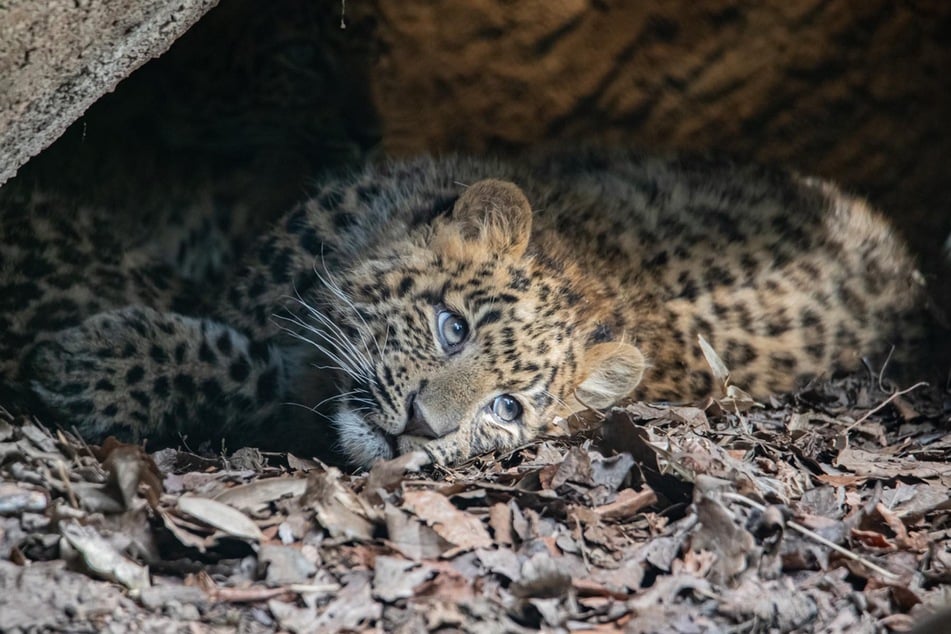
[542,389,571,413]
[312,388,371,410]
[315,247,383,358]
[274,309,376,385]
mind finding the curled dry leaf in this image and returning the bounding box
[592,486,657,521]
[371,555,434,602]
[363,450,431,506]
[511,552,572,599]
[712,384,761,415]
[99,438,164,509]
[303,469,376,541]
[698,334,731,385]
[589,450,635,492]
[212,477,308,514]
[689,493,757,585]
[0,483,48,515]
[384,502,449,560]
[176,495,264,542]
[59,520,150,591]
[697,334,762,413]
[835,447,951,484]
[401,489,493,552]
[544,446,593,489]
[159,509,221,553]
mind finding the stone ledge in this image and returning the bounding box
[0,0,218,186]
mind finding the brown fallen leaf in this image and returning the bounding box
[362,450,431,506]
[303,469,376,541]
[176,494,264,542]
[592,486,657,521]
[873,503,931,552]
[371,555,434,602]
[59,520,150,591]
[402,489,493,551]
[212,477,308,514]
[408,563,479,603]
[689,491,757,585]
[474,547,521,581]
[384,502,449,560]
[546,446,594,489]
[572,577,629,599]
[0,482,48,515]
[697,334,763,414]
[511,552,571,599]
[159,508,228,553]
[99,439,164,509]
[267,597,317,632]
[488,502,514,546]
[814,473,869,487]
[311,572,381,631]
[698,334,730,386]
[259,543,318,586]
[716,577,819,631]
[835,447,951,484]
[850,528,896,551]
[591,555,647,592]
[286,453,322,472]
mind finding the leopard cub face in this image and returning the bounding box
[304,180,645,467]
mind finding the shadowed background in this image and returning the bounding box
[2,0,949,302]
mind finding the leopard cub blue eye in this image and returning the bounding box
[492,394,522,423]
[437,310,469,350]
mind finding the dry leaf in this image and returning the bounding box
[213,477,308,514]
[371,555,433,602]
[592,487,657,520]
[836,448,951,483]
[176,495,264,542]
[402,490,493,551]
[384,502,449,560]
[59,520,150,591]
[303,470,376,541]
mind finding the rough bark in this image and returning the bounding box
[368,1,951,277]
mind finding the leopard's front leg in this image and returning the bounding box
[21,306,288,446]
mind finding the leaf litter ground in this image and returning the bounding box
[1,369,950,633]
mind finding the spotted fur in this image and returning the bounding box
[0,149,929,467]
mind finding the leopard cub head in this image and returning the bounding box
[314,178,645,467]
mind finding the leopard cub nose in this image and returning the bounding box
[404,390,438,438]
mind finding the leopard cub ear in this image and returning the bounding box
[573,342,645,410]
[440,179,533,258]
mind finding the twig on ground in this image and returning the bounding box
[67,425,98,471]
[569,511,592,572]
[845,381,929,435]
[721,491,900,582]
[876,346,896,393]
[208,583,341,603]
[56,459,79,509]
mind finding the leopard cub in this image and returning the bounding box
[0,149,931,467]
